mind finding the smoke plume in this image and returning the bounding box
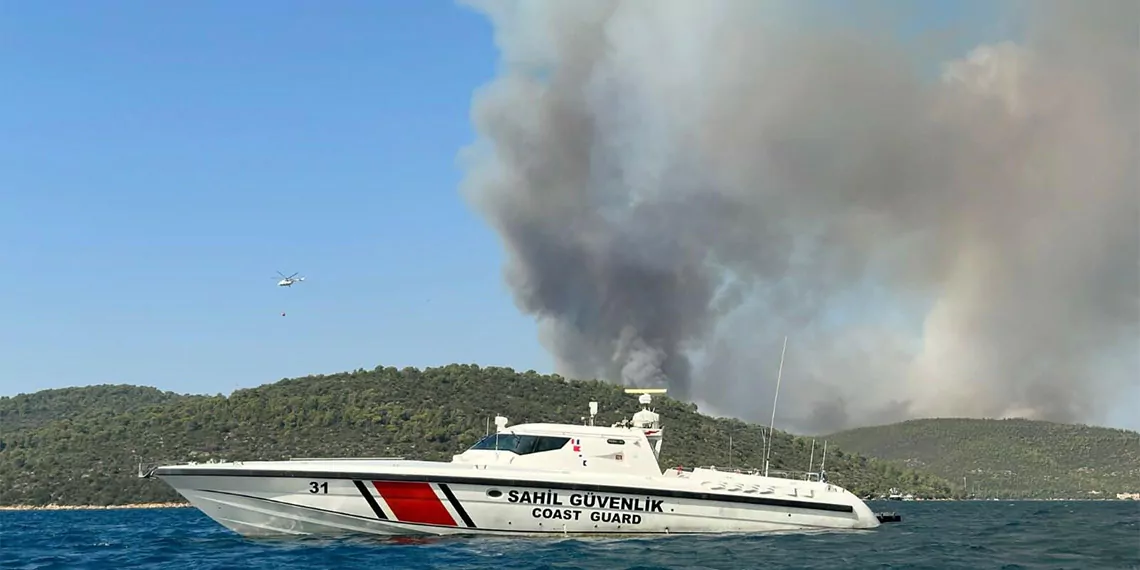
[458,0,1139,433]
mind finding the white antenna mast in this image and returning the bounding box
[819,440,828,481]
[807,438,816,475]
[758,429,768,467]
[763,335,788,477]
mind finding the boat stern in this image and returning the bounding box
[846,489,882,529]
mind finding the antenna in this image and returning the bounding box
[763,335,788,477]
[728,429,733,470]
[819,440,828,482]
[624,388,667,398]
[624,388,666,414]
[493,415,508,452]
[757,429,768,473]
[807,438,816,475]
[624,388,666,432]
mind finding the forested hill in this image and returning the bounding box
[826,418,1140,499]
[0,384,187,432]
[0,364,955,506]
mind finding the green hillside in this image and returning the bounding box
[826,418,1140,499]
[0,384,187,432]
[0,364,955,506]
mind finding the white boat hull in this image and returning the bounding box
[157,470,880,537]
[149,389,890,538]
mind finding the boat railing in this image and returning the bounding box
[287,457,406,461]
[766,469,826,482]
[136,456,189,478]
[691,466,825,482]
[137,460,160,479]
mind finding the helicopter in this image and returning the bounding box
[275,271,305,287]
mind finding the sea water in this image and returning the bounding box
[2,501,1137,569]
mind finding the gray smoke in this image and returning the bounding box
[457,0,1140,433]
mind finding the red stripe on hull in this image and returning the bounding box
[372,481,457,527]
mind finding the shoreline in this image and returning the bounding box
[0,502,191,511]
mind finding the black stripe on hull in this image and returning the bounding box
[353,480,388,520]
[438,483,476,528]
[156,468,855,514]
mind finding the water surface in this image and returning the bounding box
[3,501,1137,569]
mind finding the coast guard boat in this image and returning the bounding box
[141,389,884,537]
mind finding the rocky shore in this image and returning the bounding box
[0,502,190,511]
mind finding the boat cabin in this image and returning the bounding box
[451,390,667,478]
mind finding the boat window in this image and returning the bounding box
[606,438,625,445]
[467,434,571,455]
[531,436,571,453]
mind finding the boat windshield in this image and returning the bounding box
[467,433,571,456]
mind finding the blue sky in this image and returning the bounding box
[2,0,552,397]
[2,1,1135,430]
